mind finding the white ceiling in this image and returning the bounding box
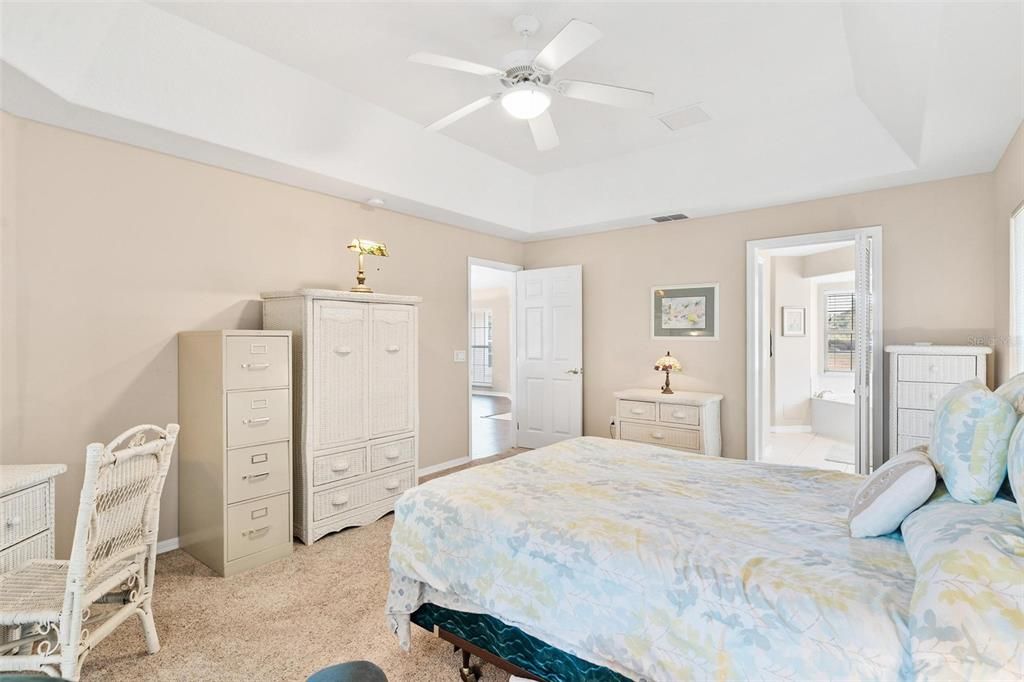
[2,1,1021,240]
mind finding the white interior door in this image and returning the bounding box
[516,265,583,448]
[854,229,883,474]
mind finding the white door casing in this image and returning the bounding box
[516,265,583,448]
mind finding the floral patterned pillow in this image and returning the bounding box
[1007,419,1024,524]
[995,371,1024,415]
[929,380,1017,504]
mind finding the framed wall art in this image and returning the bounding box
[651,283,719,340]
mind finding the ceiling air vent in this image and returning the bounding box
[651,213,689,223]
[658,104,711,131]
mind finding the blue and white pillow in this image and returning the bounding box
[1007,419,1024,523]
[929,380,1018,504]
[995,371,1024,415]
[848,446,936,538]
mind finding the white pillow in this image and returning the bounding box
[849,447,937,538]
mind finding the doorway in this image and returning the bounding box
[468,258,520,459]
[746,227,883,474]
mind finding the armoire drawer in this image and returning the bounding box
[312,468,415,521]
[370,437,415,471]
[620,422,701,451]
[224,336,290,390]
[897,355,978,384]
[313,447,367,487]
[227,441,291,504]
[0,483,50,551]
[896,382,958,411]
[618,400,656,421]
[226,388,291,448]
[659,404,700,426]
[226,494,290,562]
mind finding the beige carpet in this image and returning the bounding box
[83,450,529,681]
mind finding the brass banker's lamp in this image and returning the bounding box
[347,239,389,293]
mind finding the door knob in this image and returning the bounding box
[565,368,582,375]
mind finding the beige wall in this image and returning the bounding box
[524,173,998,458]
[993,122,1024,385]
[770,256,812,427]
[471,286,513,395]
[0,113,524,554]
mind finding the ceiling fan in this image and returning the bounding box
[409,15,655,151]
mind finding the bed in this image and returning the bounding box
[387,437,1023,681]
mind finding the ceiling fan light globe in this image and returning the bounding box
[500,87,551,120]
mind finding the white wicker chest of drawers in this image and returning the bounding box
[885,344,992,456]
[177,330,294,576]
[614,389,723,456]
[262,289,420,545]
[0,464,66,642]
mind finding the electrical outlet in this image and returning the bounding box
[453,350,467,362]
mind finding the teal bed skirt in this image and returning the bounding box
[410,603,630,682]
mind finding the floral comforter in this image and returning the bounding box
[387,437,920,680]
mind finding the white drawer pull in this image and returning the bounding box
[242,526,270,537]
[384,479,401,491]
[242,471,270,481]
[630,407,645,415]
[672,411,686,418]
[651,432,665,440]
[929,364,937,372]
[331,461,351,472]
[243,417,271,425]
[6,516,20,527]
[331,495,349,506]
[386,345,400,353]
[384,451,401,460]
[335,346,352,355]
[241,362,271,370]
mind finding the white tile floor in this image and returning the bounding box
[762,431,857,473]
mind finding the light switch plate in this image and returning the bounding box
[453,350,467,362]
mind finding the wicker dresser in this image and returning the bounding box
[0,464,66,642]
[262,289,420,545]
[178,330,294,576]
[885,344,992,456]
[613,389,723,456]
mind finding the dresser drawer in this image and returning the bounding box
[618,400,656,421]
[897,355,977,383]
[897,409,934,438]
[896,382,958,410]
[897,435,930,452]
[227,441,290,504]
[0,530,51,574]
[313,447,367,487]
[0,483,50,551]
[226,494,290,562]
[226,388,291,448]
[659,404,700,426]
[312,468,415,521]
[370,437,415,472]
[620,422,701,451]
[224,336,290,390]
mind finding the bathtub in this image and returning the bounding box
[810,393,855,444]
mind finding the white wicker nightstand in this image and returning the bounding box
[614,389,723,456]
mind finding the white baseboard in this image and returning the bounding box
[156,537,180,554]
[770,425,813,433]
[418,456,471,478]
[472,390,511,399]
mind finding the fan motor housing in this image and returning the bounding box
[499,49,550,87]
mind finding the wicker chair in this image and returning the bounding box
[0,424,179,680]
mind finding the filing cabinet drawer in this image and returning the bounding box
[313,447,367,487]
[226,494,290,562]
[227,441,291,504]
[224,336,290,390]
[226,388,291,448]
[897,355,978,384]
[620,422,702,451]
[370,437,415,471]
[659,404,700,426]
[618,400,656,421]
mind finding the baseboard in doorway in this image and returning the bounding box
[770,425,813,433]
[472,390,511,399]
[156,537,180,555]
[418,456,472,479]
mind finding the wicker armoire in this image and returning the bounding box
[262,289,420,544]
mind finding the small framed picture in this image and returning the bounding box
[651,283,719,340]
[782,306,806,336]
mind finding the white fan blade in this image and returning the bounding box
[532,19,602,72]
[425,94,499,132]
[528,111,560,151]
[409,52,504,77]
[558,80,654,108]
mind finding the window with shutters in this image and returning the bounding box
[824,291,854,373]
[1012,205,1024,374]
[470,309,493,386]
